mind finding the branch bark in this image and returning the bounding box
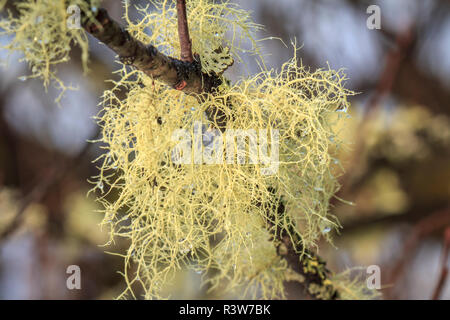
[432,227,450,300]
[265,188,338,300]
[82,8,220,94]
[176,0,194,63]
[82,6,228,130]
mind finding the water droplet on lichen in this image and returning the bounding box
[97,181,104,193]
[322,227,331,234]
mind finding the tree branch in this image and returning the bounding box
[333,26,415,202]
[432,227,450,300]
[82,6,228,130]
[265,188,338,300]
[384,207,450,299]
[82,8,220,94]
[176,0,194,63]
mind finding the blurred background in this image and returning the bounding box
[0,0,449,299]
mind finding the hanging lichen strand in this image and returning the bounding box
[0,0,101,101]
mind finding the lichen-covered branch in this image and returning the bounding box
[81,6,228,129]
[266,190,338,300]
[81,4,341,300]
[82,7,221,94]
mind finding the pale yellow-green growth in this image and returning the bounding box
[330,268,382,300]
[0,0,99,101]
[93,43,352,298]
[124,0,263,75]
[1,0,356,299]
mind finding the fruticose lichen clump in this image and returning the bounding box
[2,0,357,299]
[92,0,353,299]
[0,0,100,100]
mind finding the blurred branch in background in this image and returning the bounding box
[432,227,450,300]
[0,0,129,299]
[0,130,97,242]
[335,25,416,201]
[384,207,450,299]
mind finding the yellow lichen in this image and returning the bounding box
[0,0,100,101]
[2,0,356,299]
[124,0,264,75]
[93,38,352,297]
[330,268,382,300]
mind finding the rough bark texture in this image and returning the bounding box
[82,7,228,130]
[82,8,221,95]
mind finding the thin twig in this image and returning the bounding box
[384,207,450,299]
[82,5,228,129]
[176,0,194,63]
[431,227,450,300]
